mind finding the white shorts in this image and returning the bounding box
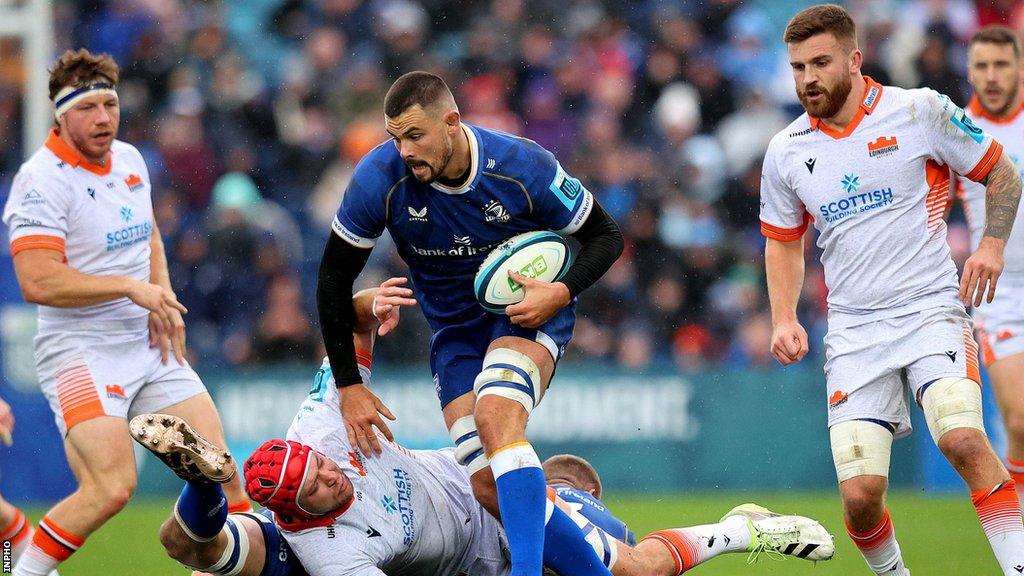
[462,503,510,576]
[824,305,981,437]
[974,276,1024,366]
[34,317,207,436]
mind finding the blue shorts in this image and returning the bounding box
[241,509,307,576]
[429,304,576,408]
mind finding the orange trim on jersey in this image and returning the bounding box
[977,326,998,367]
[227,500,253,514]
[809,76,883,140]
[964,325,981,383]
[761,212,812,242]
[968,95,1024,125]
[965,140,1003,182]
[44,128,112,176]
[10,234,66,258]
[924,160,951,233]
[55,357,105,431]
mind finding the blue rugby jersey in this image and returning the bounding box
[552,485,635,545]
[333,124,593,330]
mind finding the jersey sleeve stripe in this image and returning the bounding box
[331,217,376,248]
[10,234,66,257]
[556,191,593,235]
[760,214,811,241]
[965,140,1004,182]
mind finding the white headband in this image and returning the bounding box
[53,82,117,120]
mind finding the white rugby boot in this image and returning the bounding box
[720,503,835,563]
[129,413,236,483]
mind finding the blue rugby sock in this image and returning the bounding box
[174,480,228,541]
[492,443,546,576]
[544,505,614,576]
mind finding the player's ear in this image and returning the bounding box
[849,48,863,75]
[443,110,460,131]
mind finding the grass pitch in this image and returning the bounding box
[30,490,997,575]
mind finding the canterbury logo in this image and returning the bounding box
[407,206,428,221]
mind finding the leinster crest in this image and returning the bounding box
[483,200,510,223]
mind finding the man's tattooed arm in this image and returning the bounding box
[982,153,1022,240]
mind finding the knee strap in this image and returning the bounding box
[200,516,250,576]
[830,420,894,482]
[449,415,490,475]
[473,348,542,414]
[921,377,984,443]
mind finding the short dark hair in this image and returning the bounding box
[542,454,602,499]
[383,71,454,118]
[970,25,1021,60]
[48,48,119,100]
[784,4,857,47]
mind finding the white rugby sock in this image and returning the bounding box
[847,510,910,575]
[642,516,750,574]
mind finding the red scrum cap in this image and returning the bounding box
[243,439,318,521]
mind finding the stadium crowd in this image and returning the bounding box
[2,0,1023,371]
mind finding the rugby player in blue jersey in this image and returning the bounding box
[315,71,625,575]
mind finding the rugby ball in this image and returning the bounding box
[474,231,573,314]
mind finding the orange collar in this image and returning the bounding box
[44,129,113,176]
[808,76,883,140]
[967,94,1024,125]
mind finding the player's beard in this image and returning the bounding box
[68,124,116,164]
[799,73,852,120]
[987,80,1020,117]
[409,133,454,184]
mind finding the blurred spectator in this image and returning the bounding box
[250,275,319,365]
[0,0,1007,372]
[916,31,968,104]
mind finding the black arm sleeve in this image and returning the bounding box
[561,199,624,298]
[316,232,372,387]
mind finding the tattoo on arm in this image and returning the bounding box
[982,154,1022,240]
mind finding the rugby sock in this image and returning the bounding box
[971,479,1024,575]
[542,500,613,576]
[1,507,33,564]
[846,509,910,576]
[1006,458,1024,507]
[14,517,83,576]
[641,517,750,574]
[174,481,229,541]
[491,442,545,576]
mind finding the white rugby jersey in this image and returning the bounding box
[760,77,1003,327]
[3,129,155,325]
[281,360,506,576]
[956,96,1024,277]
